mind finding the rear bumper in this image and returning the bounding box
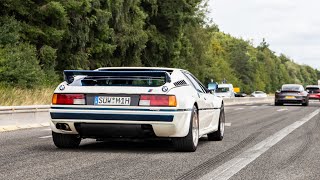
[309,94,320,100]
[50,105,192,138]
[275,96,307,104]
[51,113,174,122]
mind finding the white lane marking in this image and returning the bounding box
[277,108,288,112]
[39,135,52,139]
[40,128,51,131]
[234,108,244,110]
[250,106,258,108]
[225,123,232,127]
[199,109,320,180]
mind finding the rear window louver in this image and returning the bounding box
[63,70,171,86]
[173,80,187,87]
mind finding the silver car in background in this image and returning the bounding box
[275,84,309,106]
[251,91,267,98]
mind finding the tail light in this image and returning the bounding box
[52,94,86,105]
[139,95,177,107]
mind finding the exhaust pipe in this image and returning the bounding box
[56,123,71,131]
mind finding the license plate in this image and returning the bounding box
[285,96,296,99]
[94,96,131,106]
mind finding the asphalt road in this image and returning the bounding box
[0,101,319,180]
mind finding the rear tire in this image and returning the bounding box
[275,102,282,106]
[208,104,225,141]
[172,105,199,152]
[52,131,81,148]
[302,100,309,106]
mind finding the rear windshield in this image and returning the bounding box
[254,91,264,94]
[281,85,300,91]
[216,87,230,93]
[306,87,320,93]
[306,87,319,90]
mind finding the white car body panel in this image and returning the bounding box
[50,67,223,138]
[251,91,268,98]
[215,84,235,98]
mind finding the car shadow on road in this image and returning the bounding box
[81,138,209,152]
[79,139,173,153]
[276,103,320,107]
[35,137,210,153]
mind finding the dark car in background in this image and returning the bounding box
[306,85,320,101]
[235,92,247,97]
[275,84,309,106]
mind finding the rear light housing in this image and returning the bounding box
[139,95,177,107]
[52,94,86,105]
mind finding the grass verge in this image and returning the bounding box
[0,87,53,106]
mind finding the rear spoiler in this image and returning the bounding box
[63,70,171,84]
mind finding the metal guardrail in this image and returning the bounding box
[0,97,274,114]
[0,105,51,132]
[0,105,50,114]
[223,97,274,105]
[0,98,274,132]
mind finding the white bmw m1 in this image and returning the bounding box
[50,67,225,152]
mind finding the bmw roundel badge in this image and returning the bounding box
[162,86,168,92]
[59,85,65,91]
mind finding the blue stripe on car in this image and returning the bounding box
[50,113,174,122]
[51,106,192,112]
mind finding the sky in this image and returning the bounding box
[207,0,320,70]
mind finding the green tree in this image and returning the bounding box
[0,43,45,88]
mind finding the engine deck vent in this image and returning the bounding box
[173,80,187,87]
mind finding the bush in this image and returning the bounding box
[39,45,60,85]
[0,43,45,88]
[0,16,22,45]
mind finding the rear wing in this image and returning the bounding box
[63,70,172,84]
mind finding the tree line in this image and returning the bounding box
[0,0,319,92]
